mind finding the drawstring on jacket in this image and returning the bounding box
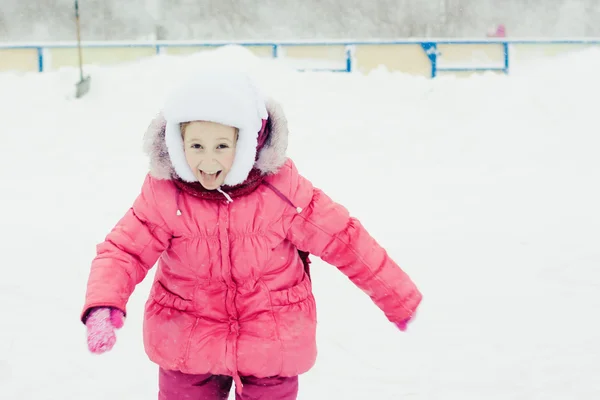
[262,181,303,214]
[175,187,182,216]
[217,187,234,203]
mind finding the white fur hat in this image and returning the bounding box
[162,68,268,186]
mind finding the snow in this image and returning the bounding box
[1,45,599,399]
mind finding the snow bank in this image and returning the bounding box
[1,45,599,399]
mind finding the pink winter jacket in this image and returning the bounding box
[81,98,422,383]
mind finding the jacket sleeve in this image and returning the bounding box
[282,161,422,324]
[80,175,172,323]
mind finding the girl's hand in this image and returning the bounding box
[86,307,125,354]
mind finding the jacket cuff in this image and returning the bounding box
[81,303,127,325]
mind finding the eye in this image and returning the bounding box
[190,144,202,149]
[217,144,230,149]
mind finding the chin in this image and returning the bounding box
[200,183,220,190]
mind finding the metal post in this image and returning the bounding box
[74,0,91,97]
[503,42,510,74]
[421,42,438,78]
[37,47,44,72]
[345,45,354,72]
[74,0,86,82]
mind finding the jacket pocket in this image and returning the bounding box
[150,280,192,311]
[269,274,312,307]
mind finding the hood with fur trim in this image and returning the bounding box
[142,97,289,185]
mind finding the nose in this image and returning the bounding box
[200,151,217,162]
[200,154,219,169]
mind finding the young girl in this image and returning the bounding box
[81,68,422,400]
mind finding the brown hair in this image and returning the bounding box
[180,122,192,137]
[180,121,240,141]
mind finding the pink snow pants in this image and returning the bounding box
[158,368,298,400]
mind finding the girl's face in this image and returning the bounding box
[182,121,237,190]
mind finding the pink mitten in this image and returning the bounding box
[395,313,416,332]
[86,307,125,354]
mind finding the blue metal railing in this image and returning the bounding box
[2,38,600,77]
[421,42,509,77]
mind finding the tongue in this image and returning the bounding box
[202,172,218,186]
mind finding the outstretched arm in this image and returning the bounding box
[81,175,172,323]
[281,161,422,325]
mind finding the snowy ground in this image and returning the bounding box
[1,46,599,399]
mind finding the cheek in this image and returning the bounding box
[222,151,236,170]
[184,150,198,168]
